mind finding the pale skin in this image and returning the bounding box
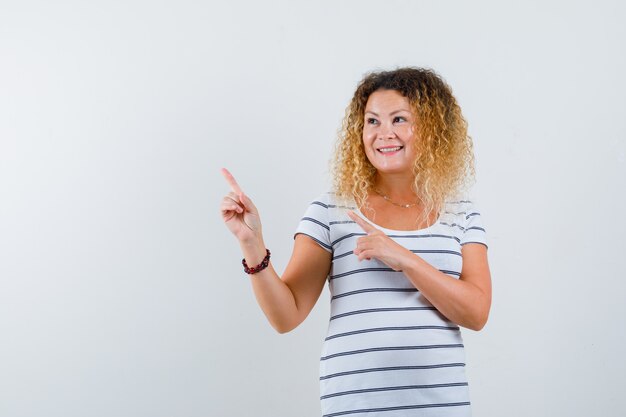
[220,89,492,333]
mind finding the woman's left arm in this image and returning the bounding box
[402,243,491,331]
[347,211,492,331]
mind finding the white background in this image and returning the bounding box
[1,1,625,416]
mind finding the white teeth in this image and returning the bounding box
[379,146,402,153]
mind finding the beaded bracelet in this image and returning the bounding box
[242,249,271,274]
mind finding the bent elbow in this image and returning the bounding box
[469,321,486,332]
[275,326,293,334]
[272,320,298,334]
[468,311,490,331]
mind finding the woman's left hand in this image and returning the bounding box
[347,211,415,271]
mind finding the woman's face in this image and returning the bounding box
[362,89,418,175]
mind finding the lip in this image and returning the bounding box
[377,145,403,155]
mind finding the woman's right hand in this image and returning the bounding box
[220,168,262,244]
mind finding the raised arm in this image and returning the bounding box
[220,168,331,333]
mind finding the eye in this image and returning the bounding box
[393,116,407,123]
[366,118,379,125]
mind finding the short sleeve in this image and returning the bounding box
[460,201,488,249]
[293,193,333,253]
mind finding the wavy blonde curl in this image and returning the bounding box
[330,67,476,225]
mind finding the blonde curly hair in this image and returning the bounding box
[331,67,476,223]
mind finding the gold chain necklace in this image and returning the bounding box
[373,188,419,208]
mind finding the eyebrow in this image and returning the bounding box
[364,109,411,117]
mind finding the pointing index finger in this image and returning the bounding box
[221,168,243,194]
[347,210,378,234]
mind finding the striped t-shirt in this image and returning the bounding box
[294,192,488,417]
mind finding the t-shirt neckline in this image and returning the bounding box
[353,206,442,233]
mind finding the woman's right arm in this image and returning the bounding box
[221,168,331,333]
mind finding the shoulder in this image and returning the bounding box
[443,198,481,215]
[295,192,337,250]
[444,198,488,247]
[306,191,356,209]
[299,192,336,224]
[440,198,486,231]
[308,191,334,208]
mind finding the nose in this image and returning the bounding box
[377,121,396,141]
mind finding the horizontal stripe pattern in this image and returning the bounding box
[410,249,462,256]
[323,401,471,417]
[331,288,419,301]
[323,402,471,417]
[439,222,466,231]
[313,201,329,208]
[302,216,330,230]
[330,267,398,281]
[331,232,461,246]
[330,307,438,321]
[321,381,469,399]
[332,250,354,261]
[330,220,357,225]
[325,325,460,341]
[321,344,464,361]
[294,192,487,417]
[320,362,466,381]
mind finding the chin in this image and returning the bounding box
[373,165,410,174]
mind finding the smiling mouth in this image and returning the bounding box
[377,146,403,154]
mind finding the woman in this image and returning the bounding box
[220,67,491,417]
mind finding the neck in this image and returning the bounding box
[373,172,419,202]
